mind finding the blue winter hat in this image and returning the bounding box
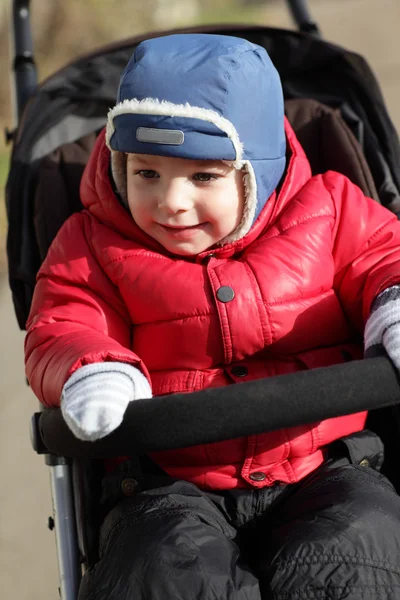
[106,33,286,240]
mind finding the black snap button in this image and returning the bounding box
[203,253,216,264]
[249,472,266,482]
[231,366,248,378]
[121,478,139,496]
[216,286,235,303]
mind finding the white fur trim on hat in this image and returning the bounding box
[106,98,244,165]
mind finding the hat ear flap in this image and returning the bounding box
[110,151,128,207]
[219,161,257,245]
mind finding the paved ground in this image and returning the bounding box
[1,0,400,598]
[0,278,59,598]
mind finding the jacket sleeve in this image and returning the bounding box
[328,172,400,331]
[25,211,149,407]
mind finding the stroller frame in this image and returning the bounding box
[8,0,318,128]
[6,2,400,599]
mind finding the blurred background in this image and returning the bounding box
[0,0,399,598]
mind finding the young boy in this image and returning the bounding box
[25,34,400,599]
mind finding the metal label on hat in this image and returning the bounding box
[136,127,184,145]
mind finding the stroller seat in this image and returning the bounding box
[30,91,400,582]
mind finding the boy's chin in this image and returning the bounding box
[162,241,212,257]
[152,230,216,257]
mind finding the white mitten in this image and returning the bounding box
[61,362,152,441]
[364,285,400,369]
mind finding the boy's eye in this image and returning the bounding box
[137,170,159,179]
[193,172,218,182]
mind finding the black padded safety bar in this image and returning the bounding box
[39,357,400,459]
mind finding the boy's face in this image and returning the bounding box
[126,154,245,256]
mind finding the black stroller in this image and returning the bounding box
[5,0,400,598]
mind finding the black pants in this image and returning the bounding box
[78,431,400,599]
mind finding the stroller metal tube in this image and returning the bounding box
[11,0,37,122]
[48,457,82,600]
[286,0,320,36]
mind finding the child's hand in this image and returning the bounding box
[364,285,400,369]
[60,362,152,441]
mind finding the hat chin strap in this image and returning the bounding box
[110,151,258,246]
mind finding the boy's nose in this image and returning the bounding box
[159,180,192,214]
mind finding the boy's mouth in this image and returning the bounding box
[160,223,204,229]
[157,222,208,239]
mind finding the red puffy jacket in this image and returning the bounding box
[25,120,400,490]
